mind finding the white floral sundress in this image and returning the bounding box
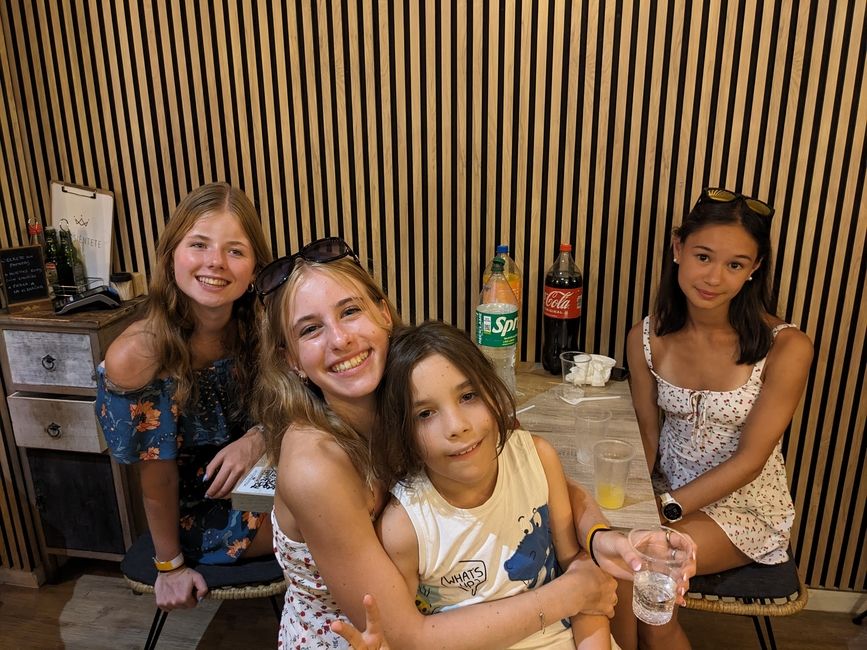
[643,316,796,564]
[272,510,350,649]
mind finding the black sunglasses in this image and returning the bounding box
[696,187,774,218]
[255,236,361,300]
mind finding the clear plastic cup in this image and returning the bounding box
[628,526,691,625]
[559,351,590,402]
[575,405,612,465]
[592,438,633,508]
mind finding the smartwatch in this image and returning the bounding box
[659,492,683,523]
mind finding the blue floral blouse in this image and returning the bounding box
[95,358,265,564]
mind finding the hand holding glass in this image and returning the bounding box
[628,526,692,625]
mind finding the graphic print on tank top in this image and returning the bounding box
[504,504,559,588]
[415,503,559,614]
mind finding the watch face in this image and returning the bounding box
[663,501,682,521]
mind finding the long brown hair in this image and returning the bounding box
[252,256,401,482]
[655,193,775,364]
[146,182,272,408]
[372,320,516,490]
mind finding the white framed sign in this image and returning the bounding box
[50,181,114,288]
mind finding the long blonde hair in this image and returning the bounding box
[252,256,401,482]
[146,183,272,408]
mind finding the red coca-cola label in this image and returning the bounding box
[543,287,582,318]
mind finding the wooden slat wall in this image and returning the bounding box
[0,1,41,582]
[0,1,863,591]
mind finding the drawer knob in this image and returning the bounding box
[46,422,63,438]
[41,354,57,371]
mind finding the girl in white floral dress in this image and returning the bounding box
[625,188,813,650]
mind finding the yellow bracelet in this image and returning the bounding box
[153,551,185,572]
[585,523,612,566]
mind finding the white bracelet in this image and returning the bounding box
[153,551,185,572]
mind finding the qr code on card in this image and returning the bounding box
[242,467,277,493]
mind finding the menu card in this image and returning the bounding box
[50,181,114,288]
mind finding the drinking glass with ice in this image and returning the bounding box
[628,526,691,625]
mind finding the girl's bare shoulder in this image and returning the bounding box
[627,317,652,353]
[757,318,813,384]
[277,424,370,516]
[103,319,161,389]
[628,315,652,334]
[279,425,358,481]
[768,321,813,364]
[764,314,811,345]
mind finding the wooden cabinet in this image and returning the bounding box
[0,299,145,562]
[28,449,127,555]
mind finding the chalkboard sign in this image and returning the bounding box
[0,245,51,311]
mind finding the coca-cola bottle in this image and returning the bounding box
[542,243,583,374]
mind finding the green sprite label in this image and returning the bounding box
[475,308,519,347]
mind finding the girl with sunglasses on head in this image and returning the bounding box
[96,183,274,611]
[252,238,638,649]
[625,189,813,649]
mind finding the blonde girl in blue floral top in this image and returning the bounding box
[95,183,273,611]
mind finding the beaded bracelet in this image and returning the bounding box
[585,523,612,566]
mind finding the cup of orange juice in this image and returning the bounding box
[593,439,634,509]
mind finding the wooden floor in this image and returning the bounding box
[0,558,863,649]
[679,607,866,649]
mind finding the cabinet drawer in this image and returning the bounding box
[3,329,96,389]
[8,393,106,453]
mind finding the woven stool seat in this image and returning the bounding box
[124,575,287,600]
[121,532,286,598]
[122,533,285,649]
[682,555,807,648]
[684,556,807,615]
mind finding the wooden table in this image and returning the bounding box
[513,364,661,529]
[233,363,661,531]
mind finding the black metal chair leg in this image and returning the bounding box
[763,615,777,650]
[269,594,282,620]
[854,608,867,625]
[144,608,169,650]
[751,615,768,650]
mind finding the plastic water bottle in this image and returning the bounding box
[483,244,523,358]
[476,257,519,396]
[482,244,522,311]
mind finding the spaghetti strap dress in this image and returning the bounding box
[95,358,266,564]
[272,510,350,649]
[642,316,796,564]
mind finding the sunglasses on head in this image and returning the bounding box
[696,187,774,218]
[255,236,361,301]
